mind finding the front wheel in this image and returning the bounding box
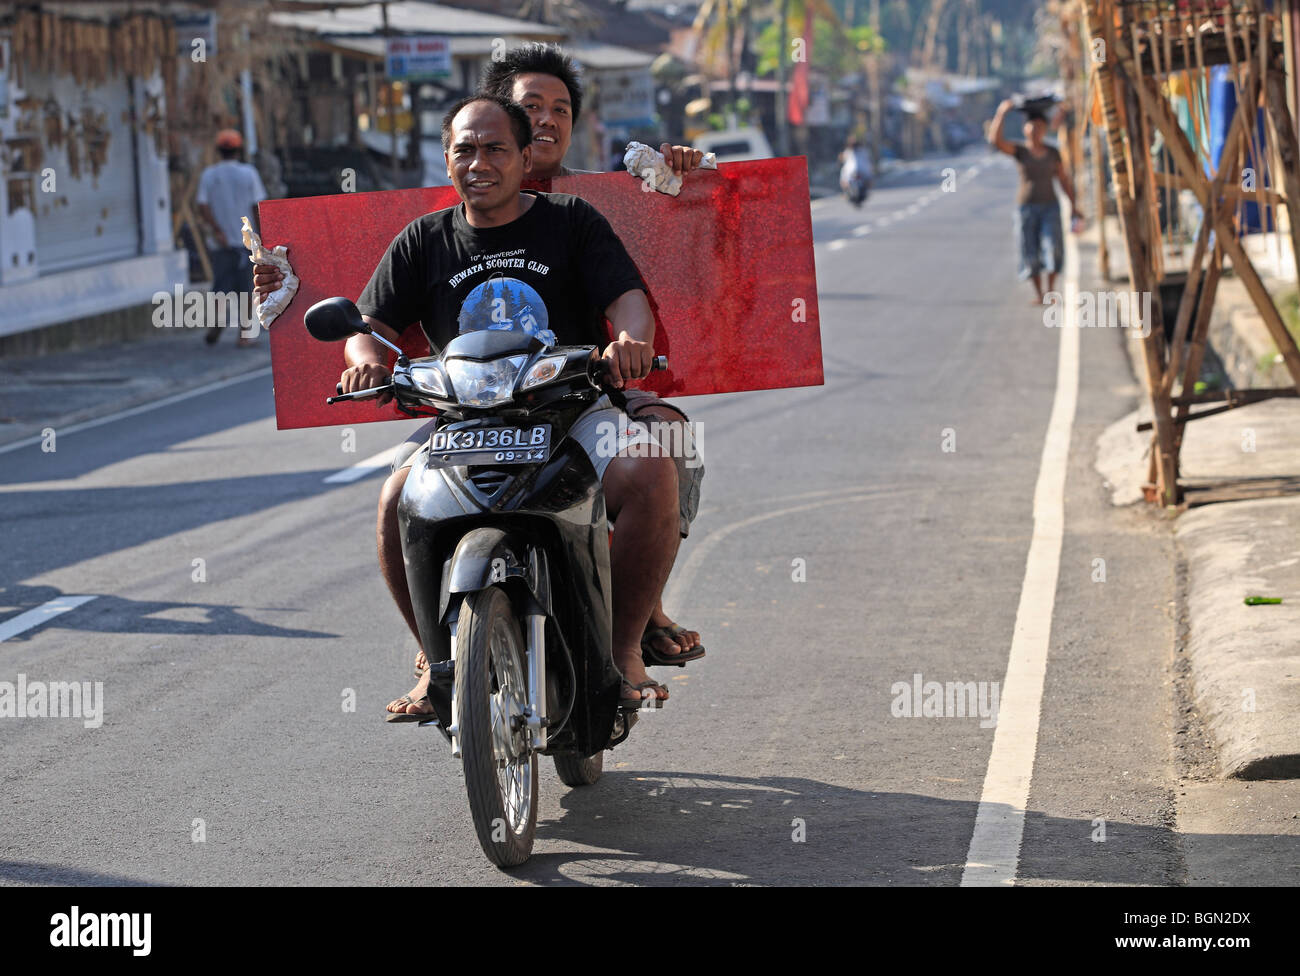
[456,586,538,867]
[554,751,603,787]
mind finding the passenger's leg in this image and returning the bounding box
[380,466,436,717]
[603,451,680,703]
[629,401,702,657]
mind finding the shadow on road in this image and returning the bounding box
[0,860,157,886]
[503,769,1233,886]
[0,469,367,591]
[0,583,333,641]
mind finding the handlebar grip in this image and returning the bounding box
[336,383,344,395]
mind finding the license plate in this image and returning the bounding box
[428,424,550,465]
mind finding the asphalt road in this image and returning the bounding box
[1,148,1191,886]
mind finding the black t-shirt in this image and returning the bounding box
[357,191,645,352]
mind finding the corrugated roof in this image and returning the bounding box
[269,1,565,38]
[570,41,655,70]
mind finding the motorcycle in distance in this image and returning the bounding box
[843,172,870,208]
[304,296,669,868]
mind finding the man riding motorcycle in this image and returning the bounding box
[255,49,708,719]
[271,95,700,714]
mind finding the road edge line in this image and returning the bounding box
[960,225,1081,886]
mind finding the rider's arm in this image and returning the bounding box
[337,315,401,401]
[601,289,655,389]
[988,99,1018,157]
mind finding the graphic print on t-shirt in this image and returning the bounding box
[455,273,558,347]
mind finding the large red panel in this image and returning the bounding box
[261,157,823,430]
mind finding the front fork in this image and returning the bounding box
[446,607,549,758]
[524,613,548,752]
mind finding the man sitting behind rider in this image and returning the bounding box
[345,94,688,713]
[256,45,707,685]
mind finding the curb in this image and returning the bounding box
[1177,496,1300,778]
[1088,216,1300,779]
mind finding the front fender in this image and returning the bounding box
[439,527,551,623]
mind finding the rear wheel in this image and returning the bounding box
[554,751,603,787]
[456,586,538,867]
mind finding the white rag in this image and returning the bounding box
[622,141,717,197]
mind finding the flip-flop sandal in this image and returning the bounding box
[385,693,436,724]
[619,678,668,711]
[641,625,706,668]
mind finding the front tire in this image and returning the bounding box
[456,586,538,867]
[554,751,603,787]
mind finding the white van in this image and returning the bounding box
[692,127,774,162]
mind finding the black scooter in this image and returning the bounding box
[305,296,666,867]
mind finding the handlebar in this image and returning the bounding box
[590,355,668,383]
[326,354,668,406]
[329,382,392,404]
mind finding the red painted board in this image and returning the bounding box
[260,156,823,430]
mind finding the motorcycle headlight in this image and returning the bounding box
[520,355,567,391]
[408,363,449,398]
[446,355,527,407]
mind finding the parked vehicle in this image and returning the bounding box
[692,127,774,162]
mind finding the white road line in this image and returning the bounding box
[0,596,99,643]
[0,367,274,456]
[324,446,398,484]
[852,225,872,237]
[828,239,850,251]
[961,219,1080,887]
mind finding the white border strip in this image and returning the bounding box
[323,446,398,484]
[0,596,99,643]
[961,225,1081,886]
[0,367,273,456]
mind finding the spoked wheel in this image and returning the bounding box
[554,751,603,787]
[456,586,538,867]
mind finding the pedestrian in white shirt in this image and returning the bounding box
[196,129,266,346]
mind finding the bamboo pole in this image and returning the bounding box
[1115,39,1300,388]
[1264,60,1300,289]
[1085,0,1179,503]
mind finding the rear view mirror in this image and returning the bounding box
[305,296,369,342]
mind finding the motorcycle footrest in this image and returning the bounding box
[426,660,455,685]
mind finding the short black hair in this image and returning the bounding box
[480,43,584,124]
[440,94,532,152]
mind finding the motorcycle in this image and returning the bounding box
[304,296,667,868]
[843,172,870,208]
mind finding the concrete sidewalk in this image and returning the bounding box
[0,327,271,451]
[1090,215,1300,779]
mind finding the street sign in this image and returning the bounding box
[386,36,451,81]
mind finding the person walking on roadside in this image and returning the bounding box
[196,129,266,346]
[988,99,1081,304]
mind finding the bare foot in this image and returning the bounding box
[646,607,700,657]
[614,646,668,705]
[386,669,434,717]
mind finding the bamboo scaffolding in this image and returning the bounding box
[1078,0,1300,505]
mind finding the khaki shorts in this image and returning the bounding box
[393,390,704,537]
